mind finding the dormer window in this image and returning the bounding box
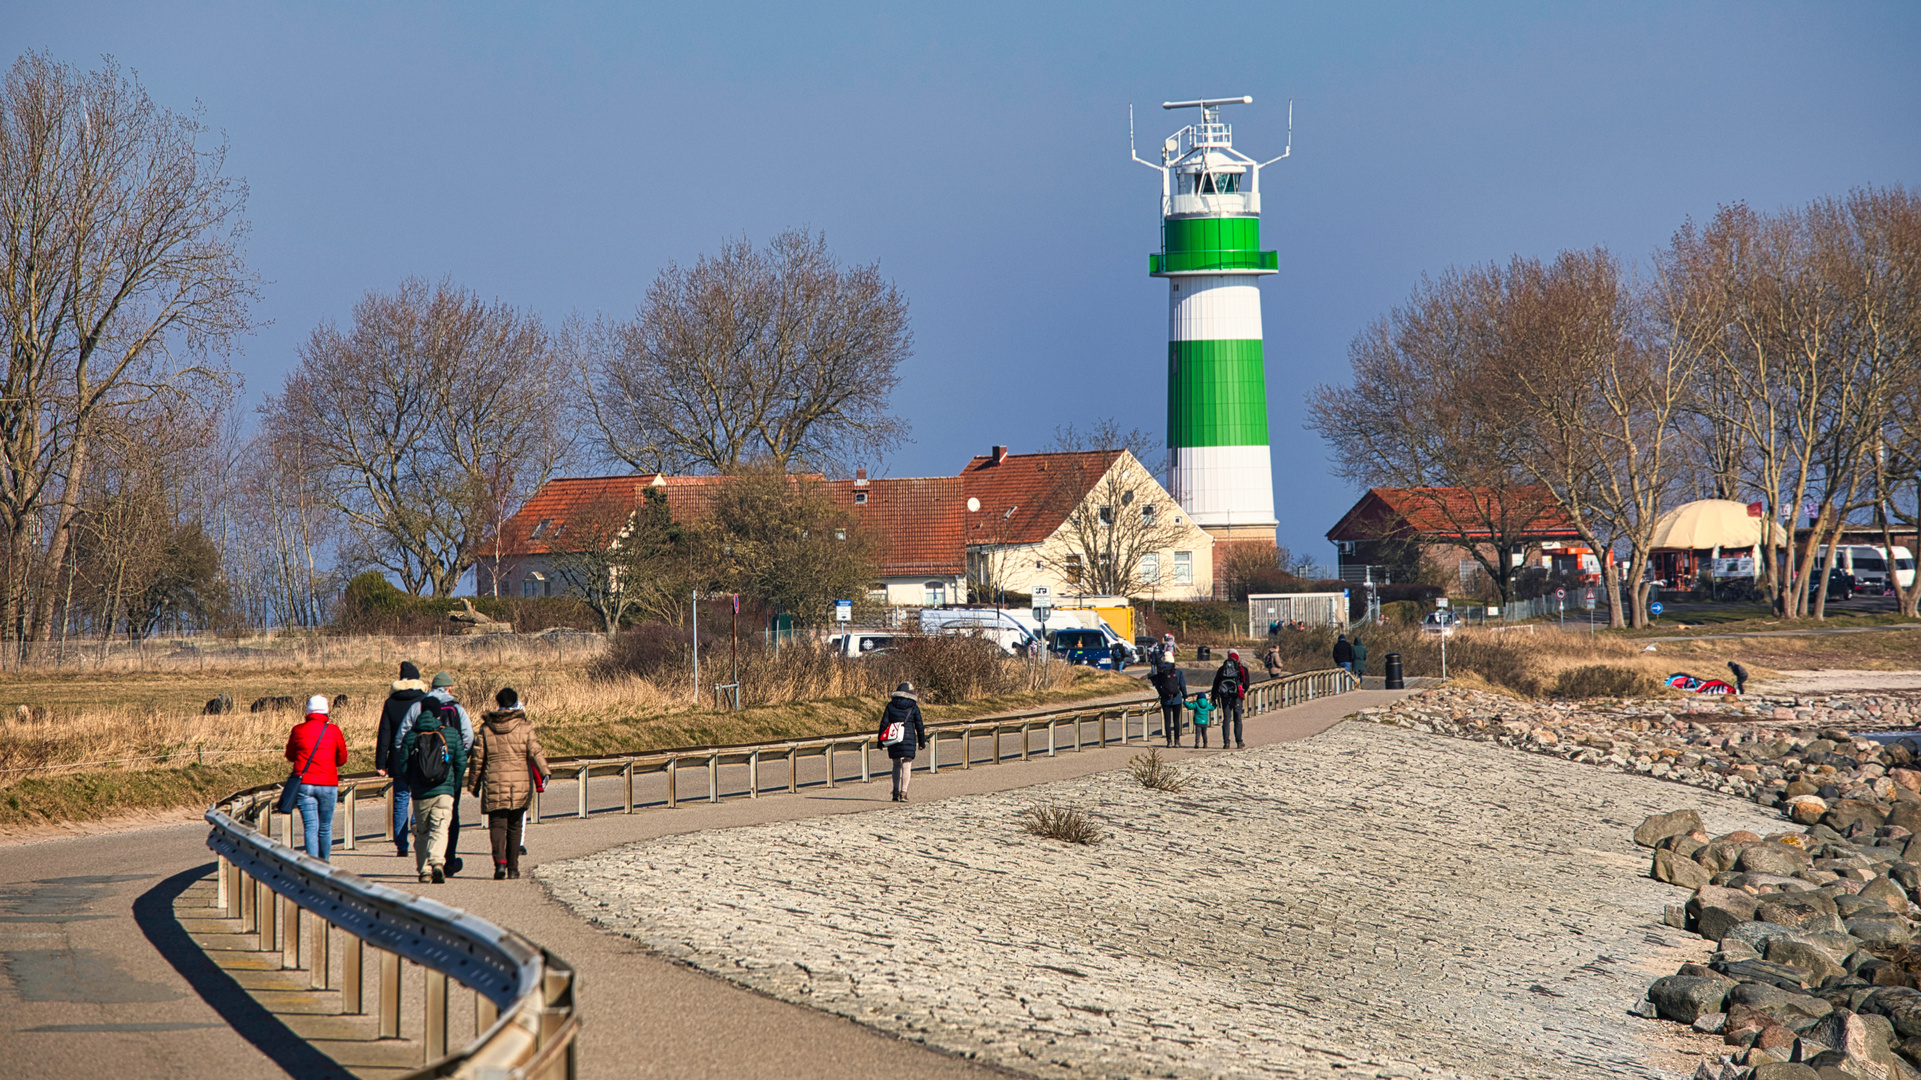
[854,492,867,504]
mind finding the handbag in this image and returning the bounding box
[276,723,328,816]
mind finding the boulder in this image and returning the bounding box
[1768,939,1849,985]
[1655,849,1714,890]
[1889,802,1921,835]
[1823,800,1891,835]
[1728,1002,1777,1040]
[1791,796,1832,826]
[1650,974,1735,1023]
[1846,916,1914,947]
[1759,893,1848,935]
[1695,887,1765,940]
[1727,922,1808,952]
[1744,842,1816,876]
[1702,839,1759,873]
[1862,876,1912,910]
[1891,768,1921,793]
[1733,982,1836,1022]
[1716,958,1813,991]
[1638,810,1708,848]
[1746,1064,1818,1079]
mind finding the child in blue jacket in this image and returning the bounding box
[1186,692,1215,749]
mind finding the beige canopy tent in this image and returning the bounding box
[1649,500,1788,550]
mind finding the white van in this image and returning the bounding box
[1817,545,1916,593]
[917,608,1039,656]
[823,629,905,657]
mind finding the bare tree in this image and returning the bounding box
[263,277,570,596]
[0,52,256,646]
[575,229,912,474]
[545,486,690,635]
[1032,452,1195,598]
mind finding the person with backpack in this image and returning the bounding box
[1332,633,1354,675]
[1210,650,1251,749]
[467,687,551,880]
[876,682,927,802]
[1262,644,1282,678]
[395,672,474,876]
[1186,691,1215,748]
[375,661,430,857]
[399,692,467,884]
[1149,659,1187,746]
[285,695,349,860]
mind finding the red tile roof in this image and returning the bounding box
[957,450,1122,545]
[825,477,967,576]
[1325,486,1580,543]
[491,474,729,557]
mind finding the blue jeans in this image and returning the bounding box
[295,784,338,861]
[391,783,413,852]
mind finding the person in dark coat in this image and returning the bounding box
[877,682,927,802]
[1149,660,1187,746]
[1350,636,1369,679]
[1109,641,1128,672]
[375,661,429,856]
[1728,661,1749,696]
[399,701,467,884]
[1210,650,1251,749]
[1332,633,1354,674]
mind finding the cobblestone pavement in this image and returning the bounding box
[541,723,1783,1080]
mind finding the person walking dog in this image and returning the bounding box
[877,682,927,802]
[399,695,466,884]
[467,687,551,880]
[285,695,349,860]
[1149,659,1187,746]
[1211,650,1251,749]
[375,661,429,856]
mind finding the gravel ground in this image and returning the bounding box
[541,723,1782,1080]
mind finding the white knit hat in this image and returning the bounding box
[307,695,330,715]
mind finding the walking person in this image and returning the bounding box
[877,682,927,802]
[375,661,429,857]
[1186,691,1215,749]
[1350,636,1369,680]
[285,695,349,861]
[1149,659,1187,746]
[1210,650,1251,749]
[1332,633,1354,676]
[396,672,474,876]
[1262,643,1282,678]
[399,692,467,884]
[1109,640,1129,672]
[467,687,551,880]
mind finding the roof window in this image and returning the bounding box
[529,519,556,539]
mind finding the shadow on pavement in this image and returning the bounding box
[133,863,348,1078]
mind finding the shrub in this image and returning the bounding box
[1021,804,1102,845]
[334,571,602,634]
[1550,664,1660,699]
[1127,749,1190,792]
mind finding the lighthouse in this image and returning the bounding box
[1132,95,1287,545]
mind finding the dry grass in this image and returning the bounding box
[0,632,1135,829]
[1020,804,1102,846]
[1126,749,1191,793]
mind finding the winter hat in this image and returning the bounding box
[432,671,455,688]
[1227,650,1239,660]
[893,681,917,700]
[306,694,330,715]
[399,660,421,681]
[496,687,519,709]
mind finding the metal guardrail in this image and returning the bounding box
[205,784,578,1078]
[199,666,1356,1075]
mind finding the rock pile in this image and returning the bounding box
[1632,807,1921,1079]
[1358,686,1921,827]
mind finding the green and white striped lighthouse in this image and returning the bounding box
[1133,95,1287,544]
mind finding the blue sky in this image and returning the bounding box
[11,2,1920,568]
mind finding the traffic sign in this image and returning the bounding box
[1649,601,1665,616]
[1555,587,1566,600]
[1584,589,1595,602]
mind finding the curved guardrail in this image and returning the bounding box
[206,783,578,1078]
[197,665,1356,1075]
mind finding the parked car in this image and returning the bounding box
[1051,628,1124,668]
[824,630,903,657]
[1806,567,1854,604]
[1419,611,1461,637]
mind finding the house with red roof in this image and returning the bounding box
[1324,486,1586,588]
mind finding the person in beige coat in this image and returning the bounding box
[466,687,551,879]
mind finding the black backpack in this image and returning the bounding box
[411,719,451,786]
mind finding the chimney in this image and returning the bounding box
[854,468,868,486]
[991,445,1008,465]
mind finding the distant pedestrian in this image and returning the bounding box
[285,695,348,861]
[399,691,467,884]
[467,687,551,881]
[1110,640,1128,672]
[1262,644,1282,678]
[1267,619,1280,638]
[877,682,927,802]
[375,661,429,857]
[1149,660,1187,746]
[1728,661,1749,696]
[1210,650,1251,749]
[1186,692,1215,749]
[1332,633,1354,675]
[396,671,474,876]
[1350,636,1369,679]
[1160,632,1177,662]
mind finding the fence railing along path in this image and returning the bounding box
[200,666,1357,1077]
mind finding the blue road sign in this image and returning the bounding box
[1649,602,1665,616]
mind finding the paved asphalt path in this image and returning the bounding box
[0,677,1409,1080]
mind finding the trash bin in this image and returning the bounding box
[1196,645,1212,662]
[1383,653,1404,690]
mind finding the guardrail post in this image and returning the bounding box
[666,758,678,808]
[475,992,497,1034]
[787,747,798,793]
[928,734,938,774]
[747,750,760,798]
[576,765,590,819]
[215,854,229,912]
[278,810,293,848]
[623,763,635,813]
[239,868,255,930]
[860,741,871,784]
[378,948,402,1038]
[342,783,357,851]
[1074,715,1084,751]
[424,967,450,1062]
[343,931,365,1014]
[257,876,276,952]
[384,783,395,844]
[1019,722,1031,760]
[1047,718,1057,756]
[824,744,837,788]
[707,754,718,803]
[312,917,331,990]
[282,896,301,969]
[961,729,972,770]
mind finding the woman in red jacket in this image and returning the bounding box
[285,695,350,860]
